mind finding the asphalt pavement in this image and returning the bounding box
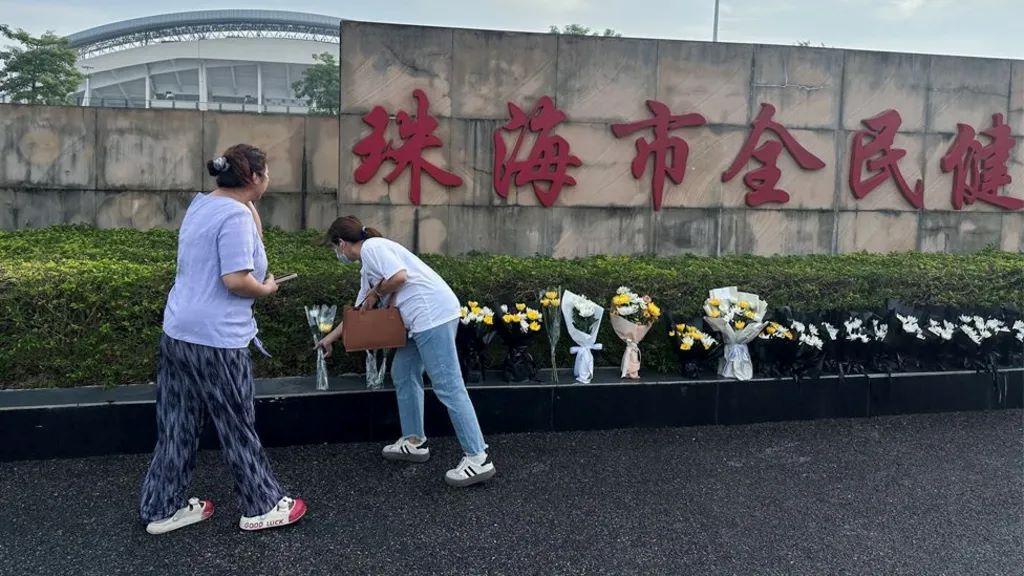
[0,411,1020,576]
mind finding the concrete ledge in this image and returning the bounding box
[1,367,1020,462]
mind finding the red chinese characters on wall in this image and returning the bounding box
[940,113,1021,211]
[611,100,706,211]
[722,103,826,207]
[352,89,463,205]
[849,109,924,209]
[353,89,1021,213]
[493,96,582,207]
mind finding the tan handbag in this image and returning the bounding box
[341,300,407,352]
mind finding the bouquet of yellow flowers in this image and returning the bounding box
[456,301,496,383]
[495,302,543,382]
[609,286,662,379]
[539,288,563,383]
[702,287,768,380]
[304,305,337,390]
[669,320,720,379]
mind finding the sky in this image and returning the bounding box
[0,0,1022,60]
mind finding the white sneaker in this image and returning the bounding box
[382,436,431,463]
[145,497,214,535]
[238,496,307,531]
[445,454,496,487]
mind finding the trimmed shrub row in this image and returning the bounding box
[1,226,1022,389]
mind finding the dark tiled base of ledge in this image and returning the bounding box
[1,367,1020,461]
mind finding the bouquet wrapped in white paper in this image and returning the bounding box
[560,291,604,384]
[702,287,768,381]
[608,286,662,379]
[304,305,337,390]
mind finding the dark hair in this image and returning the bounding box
[326,215,383,245]
[206,144,267,189]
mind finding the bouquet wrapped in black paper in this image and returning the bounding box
[667,316,720,379]
[494,302,543,382]
[953,311,1010,373]
[455,301,496,383]
[787,313,826,379]
[887,300,929,372]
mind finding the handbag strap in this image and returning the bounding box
[356,280,395,310]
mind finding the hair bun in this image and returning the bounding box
[212,156,229,173]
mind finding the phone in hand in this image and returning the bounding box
[275,273,298,284]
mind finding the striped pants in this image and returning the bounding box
[139,335,284,523]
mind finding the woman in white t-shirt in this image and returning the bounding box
[317,216,495,487]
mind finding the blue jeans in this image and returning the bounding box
[391,319,488,456]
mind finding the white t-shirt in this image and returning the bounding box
[355,238,460,334]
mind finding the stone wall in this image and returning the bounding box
[2,20,1022,257]
[0,105,339,232]
[338,21,1023,256]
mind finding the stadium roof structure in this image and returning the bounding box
[66,10,341,57]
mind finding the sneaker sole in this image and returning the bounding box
[445,466,496,488]
[382,450,430,463]
[145,501,215,535]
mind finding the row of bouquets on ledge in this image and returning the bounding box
[308,286,1024,388]
[453,285,1024,385]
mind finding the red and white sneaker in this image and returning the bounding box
[145,497,215,535]
[239,496,307,531]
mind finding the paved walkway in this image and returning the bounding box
[1,411,1020,576]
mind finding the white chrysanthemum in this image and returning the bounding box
[616,286,630,295]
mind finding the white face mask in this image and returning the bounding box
[335,243,352,264]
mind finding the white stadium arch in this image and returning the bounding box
[66,10,340,114]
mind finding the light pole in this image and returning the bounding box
[713,0,720,42]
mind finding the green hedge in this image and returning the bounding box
[1,226,1022,389]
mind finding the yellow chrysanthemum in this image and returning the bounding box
[502,314,514,323]
[612,294,630,306]
[680,341,693,351]
[471,306,482,315]
[668,331,676,337]
[459,308,467,318]
[745,311,756,319]
[739,301,750,310]
[526,309,541,321]
[709,309,721,318]
[675,323,685,332]
[467,301,478,308]
[766,324,777,334]
[483,315,494,325]
[735,320,747,330]
[551,298,561,307]
[647,303,661,317]
[545,291,558,300]
[709,298,720,307]
[692,332,703,340]
[529,321,541,332]
[540,298,551,307]
[318,323,333,334]
[515,303,526,312]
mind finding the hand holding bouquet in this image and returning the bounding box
[609,286,661,379]
[702,287,768,381]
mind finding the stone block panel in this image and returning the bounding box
[255,194,302,231]
[0,189,14,231]
[841,51,929,133]
[752,45,843,130]
[927,56,1010,135]
[657,41,753,127]
[660,126,746,209]
[0,105,94,189]
[96,191,176,230]
[652,208,719,256]
[340,21,453,118]
[204,112,304,193]
[547,207,652,258]
[1011,60,1024,137]
[556,35,659,123]
[451,29,557,120]
[836,211,919,253]
[446,205,549,256]
[338,204,417,250]
[1002,212,1023,252]
[923,135,1022,212]
[919,211,1003,253]
[448,118,511,206]
[96,109,202,191]
[720,209,834,255]
[306,193,340,232]
[306,115,339,194]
